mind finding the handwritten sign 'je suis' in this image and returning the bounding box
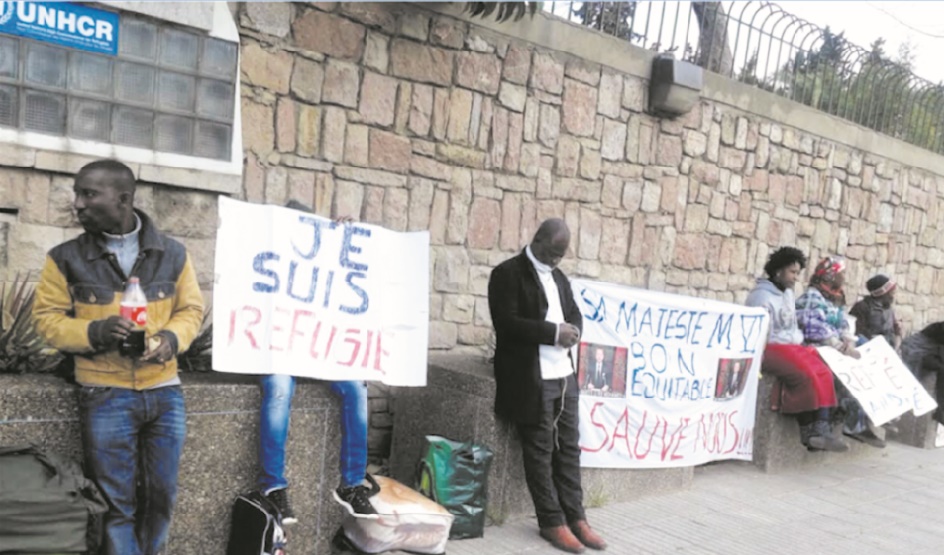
[212,197,430,387]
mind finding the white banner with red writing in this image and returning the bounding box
[572,279,769,468]
[817,337,937,426]
[212,197,430,386]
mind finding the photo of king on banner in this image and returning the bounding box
[211,197,430,387]
[570,279,770,469]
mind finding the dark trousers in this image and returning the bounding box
[516,374,585,528]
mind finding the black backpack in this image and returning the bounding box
[226,491,286,555]
[0,444,107,554]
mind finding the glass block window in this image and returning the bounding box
[0,13,238,161]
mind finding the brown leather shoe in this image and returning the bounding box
[570,519,607,550]
[540,525,586,553]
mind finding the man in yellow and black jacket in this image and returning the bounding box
[33,159,203,555]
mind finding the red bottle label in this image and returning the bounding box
[121,305,147,327]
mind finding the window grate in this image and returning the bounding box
[0,13,238,161]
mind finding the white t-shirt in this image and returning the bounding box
[526,246,575,380]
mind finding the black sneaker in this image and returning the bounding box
[266,488,298,526]
[333,474,381,519]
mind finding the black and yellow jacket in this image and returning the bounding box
[33,209,204,389]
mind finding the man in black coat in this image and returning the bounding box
[487,218,606,554]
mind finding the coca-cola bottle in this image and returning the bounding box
[119,277,147,358]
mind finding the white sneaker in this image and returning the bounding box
[935,423,944,448]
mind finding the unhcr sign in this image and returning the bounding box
[0,1,119,55]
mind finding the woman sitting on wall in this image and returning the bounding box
[746,247,847,452]
[795,256,884,448]
[900,322,944,425]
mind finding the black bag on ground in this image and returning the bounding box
[0,444,107,554]
[226,491,286,555]
[415,435,493,540]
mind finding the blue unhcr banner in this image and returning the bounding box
[0,1,119,55]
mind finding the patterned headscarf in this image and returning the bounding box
[810,256,846,305]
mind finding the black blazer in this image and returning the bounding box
[487,250,583,424]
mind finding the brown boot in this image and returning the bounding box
[540,525,586,553]
[570,520,607,550]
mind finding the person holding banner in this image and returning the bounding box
[746,247,848,452]
[255,200,379,525]
[32,159,205,555]
[488,218,606,554]
[796,256,885,448]
[901,322,944,425]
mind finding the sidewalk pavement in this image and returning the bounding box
[434,441,944,555]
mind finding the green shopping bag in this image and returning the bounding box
[415,435,493,540]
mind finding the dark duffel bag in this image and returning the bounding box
[0,444,107,554]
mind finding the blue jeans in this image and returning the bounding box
[78,385,186,555]
[258,374,368,492]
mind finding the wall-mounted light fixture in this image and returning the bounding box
[649,54,703,117]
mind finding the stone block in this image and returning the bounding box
[322,59,360,108]
[752,375,879,472]
[241,100,274,156]
[363,30,390,74]
[290,58,324,104]
[296,104,322,157]
[538,104,561,148]
[244,2,292,38]
[390,39,454,86]
[597,72,623,118]
[498,81,527,113]
[409,84,434,136]
[275,97,297,153]
[433,246,470,292]
[294,9,366,60]
[240,41,293,94]
[456,51,502,95]
[531,51,564,94]
[562,78,597,137]
[358,71,398,126]
[447,88,474,145]
[430,15,466,49]
[398,11,430,41]
[503,44,531,85]
[467,197,501,249]
[368,129,411,173]
[322,106,347,163]
[601,119,627,161]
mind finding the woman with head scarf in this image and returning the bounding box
[796,256,885,448]
[746,247,847,452]
[849,274,903,349]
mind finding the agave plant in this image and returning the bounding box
[177,307,213,372]
[0,274,63,374]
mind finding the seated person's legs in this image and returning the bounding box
[258,373,297,524]
[761,343,847,452]
[329,380,380,517]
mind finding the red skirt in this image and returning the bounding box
[761,343,837,413]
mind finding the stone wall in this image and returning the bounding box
[5,1,944,463]
[235,1,944,353]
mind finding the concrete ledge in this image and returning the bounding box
[389,354,693,525]
[0,373,346,555]
[890,373,940,449]
[752,375,879,472]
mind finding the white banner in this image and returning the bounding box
[212,197,430,386]
[817,337,938,426]
[572,279,769,468]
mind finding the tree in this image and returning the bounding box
[692,2,734,76]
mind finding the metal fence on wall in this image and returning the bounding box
[544,1,944,155]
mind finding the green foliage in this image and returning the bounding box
[463,2,541,23]
[570,2,641,43]
[754,28,943,152]
[177,307,212,372]
[0,275,62,374]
